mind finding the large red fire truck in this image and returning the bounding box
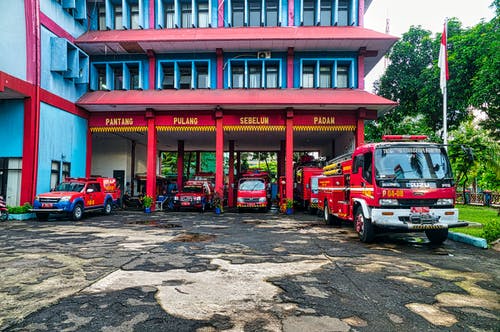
[294,165,323,212]
[317,135,467,244]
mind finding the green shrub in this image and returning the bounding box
[482,219,500,244]
[8,203,33,214]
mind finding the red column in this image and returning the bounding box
[287,47,294,88]
[147,50,156,90]
[177,140,184,192]
[228,140,235,207]
[146,109,157,210]
[215,110,224,198]
[356,109,366,147]
[85,127,92,177]
[288,0,294,26]
[285,109,294,202]
[358,0,364,26]
[216,48,223,89]
[358,48,365,91]
[149,0,155,29]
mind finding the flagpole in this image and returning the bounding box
[443,18,448,148]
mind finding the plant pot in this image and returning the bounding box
[286,208,293,215]
[215,207,221,215]
[144,207,151,213]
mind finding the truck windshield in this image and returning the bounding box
[239,179,265,191]
[55,182,85,192]
[183,186,203,193]
[375,146,452,180]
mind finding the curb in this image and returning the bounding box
[448,231,488,249]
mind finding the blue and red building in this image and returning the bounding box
[0,0,397,208]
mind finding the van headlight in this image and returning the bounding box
[259,197,267,203]
[379,199,399,206]
[59,196,71,202]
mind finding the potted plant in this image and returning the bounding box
[142,195,153,213]
[7,203,35,221]
[213,191,223,215]
[284,199,294,215]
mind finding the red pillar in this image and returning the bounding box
[85,127,92,177]
[228,140,235,207]
[356,109,366,147]
[215,110,224,198]
[287,47,294,88]
[147,50,156,90]
[149,0,155,29]
[177,140,184,192]
[358,0,364,27]
[358,48,365,91]
[146,109,157,210]
[216,48,223,89]
[285,109,294,202]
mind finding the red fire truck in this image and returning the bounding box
[318,135,467,244]
[294,166,323,212]
[237,170,271,212]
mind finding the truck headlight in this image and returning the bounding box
[195,196,201,202]
[258,197,267,203]
[174,196,179,201]
[436,198,454,206]
[379,199,399,206]
[237,197,244,203]
[59,196,71,202]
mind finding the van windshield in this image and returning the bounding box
[239,179,265,191]
[375,146,452,180]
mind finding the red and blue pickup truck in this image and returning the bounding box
[32,177,121,221]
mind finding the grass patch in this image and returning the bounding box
[453,205,500,243]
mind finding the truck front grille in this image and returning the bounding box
[398,199,438,207]
[39,197,60,203]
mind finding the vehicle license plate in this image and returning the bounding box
[411,206,430,213]
[42,203,53,208]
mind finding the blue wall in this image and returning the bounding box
[41,0,88,39]
[0,100,24,157]
[0,1,27,80]
[36,103,88,194]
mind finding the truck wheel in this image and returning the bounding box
[103,200,112,215]
[36,213,49,221]
[72,203,83,221]
[425,229,448,244]
[323,200,334,225]
[355,209,375,243]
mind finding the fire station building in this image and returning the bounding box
[0,0,397,208]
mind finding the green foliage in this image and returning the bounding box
[453,205,500,243]
[8,203,33,214]
[142,195,153,208]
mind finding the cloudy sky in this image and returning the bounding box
[363,0,496,91]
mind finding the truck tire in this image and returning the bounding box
[355,209,375,243]
[72,203,84,221]
[425,229,448,245]
[103,200,112,215]
[323,200,333,225]
[36,213,49,221]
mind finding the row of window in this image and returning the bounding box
[87,0,357,30]
[90,58,355,90]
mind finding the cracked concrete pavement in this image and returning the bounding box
[0,210,498,331]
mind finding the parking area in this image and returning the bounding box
[0,210,499,331]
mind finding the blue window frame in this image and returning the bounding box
[299,0,356,26]
[299,58,355,88]
[227,0,282,27]
[157,60,212,89]
[90,61,144,90]
[91,0,146,30]
[157,0,212,28]
[227,58,282,89]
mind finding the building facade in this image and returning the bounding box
[0,0,397,208]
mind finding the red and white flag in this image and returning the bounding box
[438,24,449,94]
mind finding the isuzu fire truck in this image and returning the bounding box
[294,166,323,212]
[317,135,467,244]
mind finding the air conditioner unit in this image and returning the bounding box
[257,51,271,59]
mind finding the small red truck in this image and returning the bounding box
[32,177,121,221]
[237,170,271,212]
[294,165,323,212]
[173,180,214,212]
[318,135,467,244]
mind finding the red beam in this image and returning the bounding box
[147,114,157,210]
[40,12,75,43]
[40,89,89,118]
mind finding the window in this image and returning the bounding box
[181,2,192,28]
[231,64,245,88]
[300,59,354,88]
[231,0,281,27]
[300,0,354,26]
[91,61,143,91]
[114,4,123,29]
[62,162,71,180]
[91,0,145,30]
[232,0,245,27]
[51,161,60,190]
[159,60,211,89]
[98,3,107,30]
[158,0,212,28]
[229,58,281,88]
[130,5,140,29]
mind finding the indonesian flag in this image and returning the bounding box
[438,24,449,94]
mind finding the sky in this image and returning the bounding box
[363,0,496,91]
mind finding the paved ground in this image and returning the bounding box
[0,210,498,331]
